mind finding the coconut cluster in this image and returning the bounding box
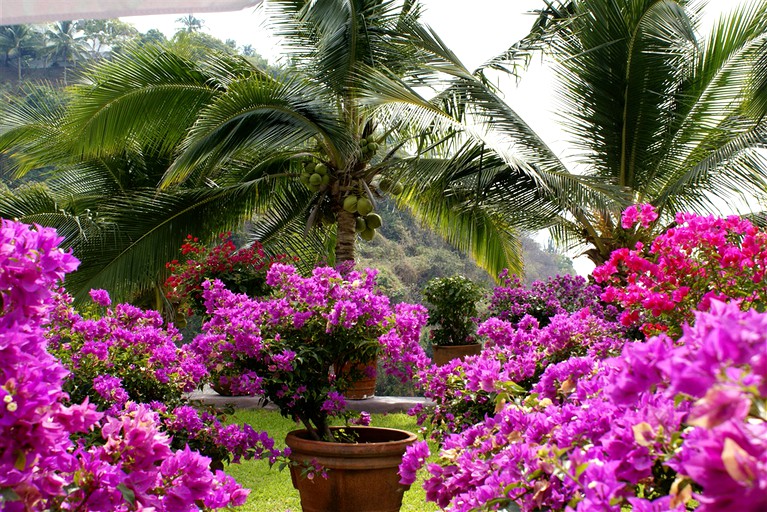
[342,193,379,240]
[299,161,331,192]
[296,133,405,239]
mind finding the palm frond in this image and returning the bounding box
[61,184,264,302]
[64,44,224,159]
[165,76,354,186]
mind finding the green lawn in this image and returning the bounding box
[224,409,439,512]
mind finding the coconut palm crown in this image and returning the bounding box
[479,0,767,264]
[0,0,568,303]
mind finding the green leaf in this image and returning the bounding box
[117,483,136,506]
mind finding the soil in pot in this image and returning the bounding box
[285,426,417,512]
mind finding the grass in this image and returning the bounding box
[224,409,439,512]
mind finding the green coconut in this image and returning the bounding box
[321,174,331,186]
[360,227,375,241]
[299,173,311,186]
[357,197,373,216]
[390,181,404,195]
[309,173,323,187]
[343,195,359,213]
[355,216,367,232]
[364,213,382,230]
[315,163,328,176]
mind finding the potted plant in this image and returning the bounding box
[422,275,485,365]
[193,263,430,511]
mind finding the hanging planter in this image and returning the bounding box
[285,426,417,512]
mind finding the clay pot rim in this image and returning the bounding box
[285,426,417,457]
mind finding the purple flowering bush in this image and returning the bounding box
[0,219,248,511]
[47,288,286,467]
[401,207,767,512]
[412,309,625,443]
[48,292,206,412]
[190,263,430,442]
[487,271,616,326]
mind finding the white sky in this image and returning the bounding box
[122,0,748,275]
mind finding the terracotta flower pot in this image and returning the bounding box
[431,343,482,366]
[210,375,249,396]
[337,359,377,400]
[285,426,417,512]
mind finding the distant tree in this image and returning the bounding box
[43,21,88,84]
[175,14,204,33]
[78,19,139,59]
[0,25,37,80]
[138,29,167,48]
[169,31,237,61]
[224,38,237,50]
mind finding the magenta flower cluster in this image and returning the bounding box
[401,207,767,512]
[595,205,767,336]
[48,296,206,411]
[487,271,615,326]
[0,219,248,511]
[191,263,429,441]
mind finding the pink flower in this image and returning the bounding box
[89,289,112,307]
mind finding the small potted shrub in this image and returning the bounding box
[422,275,485,365]
[192,263,430,511]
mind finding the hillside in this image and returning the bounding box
[356,200,573,303]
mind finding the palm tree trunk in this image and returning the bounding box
[335,209,357,264]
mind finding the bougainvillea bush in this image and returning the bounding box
[401,207,767,512]
[594,205,767,337]
[0,219,248,511]
[412,309,625,443]
[413,272,621,444]
[46,290,285,467]
[487,272,616,326]
[403,300,767,512]
[164,234,296,391]
[190,263,430,442]
[165,233,294,317]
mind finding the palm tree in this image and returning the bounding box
[175,14,204,33]
[0,25,35,80]
[43,21,88,85]
[0,1,566,303]
[470,0,767,265]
